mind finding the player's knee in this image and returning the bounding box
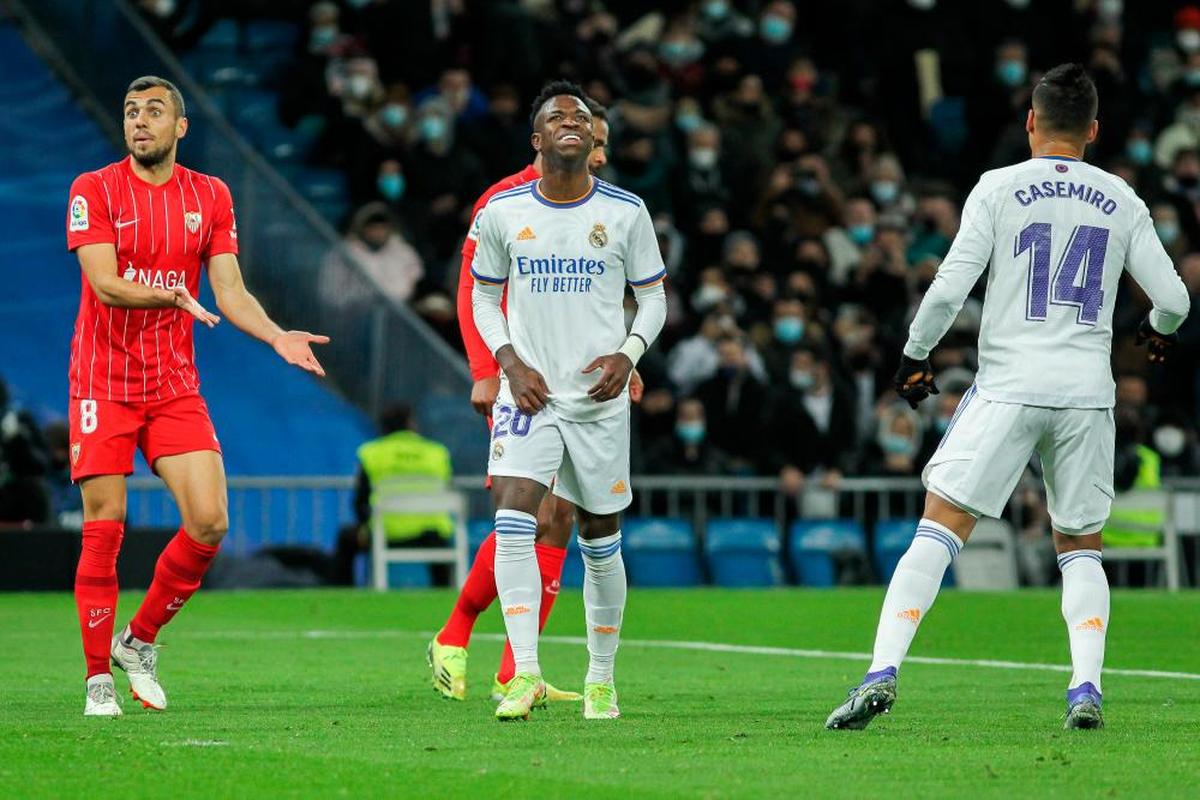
[83,495,126,522]
[537,500,575,547]
[186,508,229,545]
[577,511,620,541]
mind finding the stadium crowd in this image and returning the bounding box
[204,0,1198,490]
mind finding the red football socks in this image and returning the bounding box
[75,520,125,679]
[497,542,567,684]
[129,528,219,644]
[437,532,498,648]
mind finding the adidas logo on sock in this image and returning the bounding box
[1074,617,1105,632]
[504,604,532,616]
[896,608,921,624]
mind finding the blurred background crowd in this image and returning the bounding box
[96,0,1200,493]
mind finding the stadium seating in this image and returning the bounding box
[622,518,702,587]
[703,518,783,587]
[789,520,867,588]
[872,519,955,587]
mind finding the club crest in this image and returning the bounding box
[184,211,202,234]
[589,222,608,248]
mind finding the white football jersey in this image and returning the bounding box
[471,177,666,422]
[906,156,1190,408]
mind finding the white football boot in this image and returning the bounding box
[111,627,167,710]
[84,674,122,716]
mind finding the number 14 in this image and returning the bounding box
[1015,222,1109,325]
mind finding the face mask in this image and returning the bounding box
[690,148,718,170]
[381,104,408,128]
[1179,29,1200,53]
[310,25,338,51]
[377,173,405,200]
[1155,220,1179,245]
[1127,138,1152,165]
[1154,425,1187,457]
[718,365,741,381]
[934,416,952,434]
[693,283,727,310]
[760,14,792,44]
[996,60,1027,88]
[789,368,815,390]
[908,0,936,10]
[881,433,915,456]
[676,112,703,133]
[1187,69,1200,87]
[848,223,875,245]
[153,0,177,15]
[347,0,371,7]
[347,74,373,100]
[1097,0,1122,17]
[702,0,729,20]
[774,317,805,344]
[677,421,706,445]
[871,180,899,205]
[661,40,703,67]
[1178,173,1200,190]
[798,177,822,196]
[421,115,448,143]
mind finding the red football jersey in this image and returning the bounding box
[66,156,238,402]
[456,164,539,381]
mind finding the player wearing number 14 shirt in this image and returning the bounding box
[825,65,1189,733]
[66,76,329,717]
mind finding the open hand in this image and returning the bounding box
[583,353,634,403]
[272,330,330,377]
[172,285,220,328]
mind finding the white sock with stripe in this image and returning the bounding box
[492,509,541,676]
[866,519,964,677]
[1058,549,1108,693]
[580,532,626,685]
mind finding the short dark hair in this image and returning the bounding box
[126,75,186,118]
[1031,64,1097,137]
[529,80,589,128]
[379,404,412,434]
[585,98,608,123]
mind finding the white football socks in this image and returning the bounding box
[1058,549,1108,693]
[580,532,626,685]
[866,519,964,676]
[493,509,541,676]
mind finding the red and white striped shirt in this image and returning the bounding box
[65,156,238,402]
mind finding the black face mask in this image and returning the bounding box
[847,351,874,371]
[1178,174,1199,190]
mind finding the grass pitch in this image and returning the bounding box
[1,588,1197,798]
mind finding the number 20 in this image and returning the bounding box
[492,405,531,439]
[1016,222,1109,325]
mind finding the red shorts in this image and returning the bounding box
[68,393,222,481]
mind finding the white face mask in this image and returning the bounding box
[908,0,936,10]
[154,0,177,15]
[690,148,718,169]
[1179,29,1200,53]
[1154,426,1187,457]
[347,74,373,100]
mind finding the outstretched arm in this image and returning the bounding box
[904,181,995,359]
[77,243,219,325]
[208,252,329,376]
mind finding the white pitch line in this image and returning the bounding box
[185,629,1200,682]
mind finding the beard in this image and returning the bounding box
[129,140,173,168]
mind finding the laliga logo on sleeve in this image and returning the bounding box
[184,211,201,234]
[70,195,89,231]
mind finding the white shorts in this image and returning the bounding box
[923,387,1115,535]
[487,401,632,515]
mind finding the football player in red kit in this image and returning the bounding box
[67,76,328,716]
[427,100,643,703]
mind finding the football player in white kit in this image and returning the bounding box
[470,81,667,721]
[825,64,1190,732]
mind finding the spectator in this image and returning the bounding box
[863,402,925,478]
[0,378,51,526]
[321,202,424,310]
[767,346,858,486]
[694,334,769,472]
[642,398,729,475]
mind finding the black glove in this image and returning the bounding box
[1135,317,1177,364]
[893,354,939,409]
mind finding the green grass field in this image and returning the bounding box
[1,588,1197,799]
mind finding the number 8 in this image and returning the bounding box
[80,399,98,434]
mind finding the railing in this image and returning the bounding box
[7,0,472,427]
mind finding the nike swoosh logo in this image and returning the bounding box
[114,218,138,229]
[87,614,112,628]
